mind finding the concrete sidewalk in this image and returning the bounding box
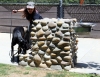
[0,33,18,65]
[69,38,100,74]
[0,33,100,74]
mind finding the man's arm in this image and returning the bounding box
[12,8,25,13]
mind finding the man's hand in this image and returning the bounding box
[12,10,18,13]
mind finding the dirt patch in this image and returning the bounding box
[4,65,57,77]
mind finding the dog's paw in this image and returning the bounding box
[11,58,14,63]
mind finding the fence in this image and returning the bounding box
[0,3,100,33]
[65,4,100,22]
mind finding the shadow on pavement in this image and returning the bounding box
[75,62,100,70]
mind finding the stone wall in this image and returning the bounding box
[18,18,78,70]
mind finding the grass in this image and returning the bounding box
[0,63,100,77]
[45,71,100,77]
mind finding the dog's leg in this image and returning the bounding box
[11,43,14,63]
[11,44,14,57]
[11,38,15,57]
[18,46,21,55]
[17,46,22,63]
[23,48,26,54]
[21,48,26,54]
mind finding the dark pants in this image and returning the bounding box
[25,22,32,49]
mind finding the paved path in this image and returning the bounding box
[0,33,100,74]
[69,38,100,74]
[0,33,18,65]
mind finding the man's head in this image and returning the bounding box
[27,2,35,9]
[26,1,35,14]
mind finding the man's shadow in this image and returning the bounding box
[75,62,100,70]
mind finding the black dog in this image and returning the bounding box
[11,26,29,62]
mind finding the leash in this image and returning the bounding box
[10,10,12,40]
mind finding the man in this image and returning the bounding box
[13,1,43,48]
